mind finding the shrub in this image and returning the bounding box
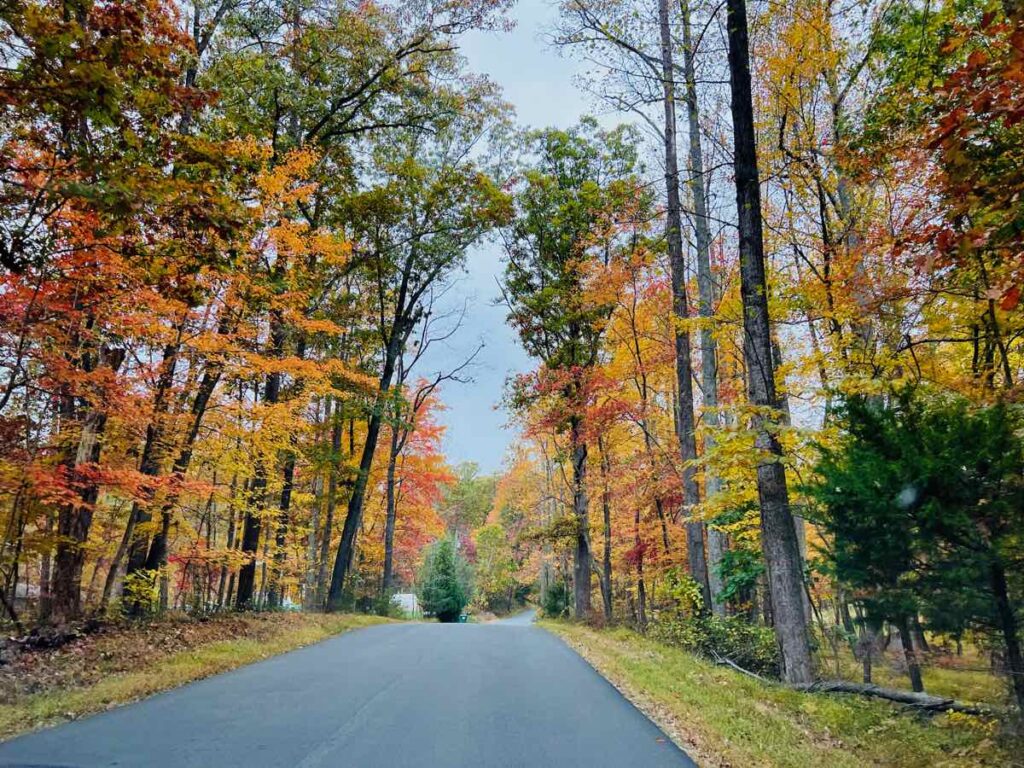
[650,614,781,678]
[542,581,570,618]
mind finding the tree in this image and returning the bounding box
[503,119,649,620]
[326,107,511,609]
[811,391,1024,706]
[439,463,497,537]
[724,0,815,683]
[418,537,470,622]
[474,524,519,612]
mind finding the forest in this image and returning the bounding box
[0,0,1022,753]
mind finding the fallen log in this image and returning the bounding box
[710,654,1002,716]
[792,680,999,716]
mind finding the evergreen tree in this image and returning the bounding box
[418,538,471,623]
[810,390,1024,706]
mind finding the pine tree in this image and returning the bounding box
[418,538,470,623]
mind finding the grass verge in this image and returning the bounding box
[0,612,391,741]
[542,621,1019,768]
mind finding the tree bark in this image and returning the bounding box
[990,560,1024,709]
[45,342,126,623]
[47,409,107,623]
[327,334,402,609]
[382,416,401,595]
[792,680,995,715]
[122,338,181,583]
[658,0,710,607]
[317,409,343,606]
[898,615,925,693]
[265,448,296,609]
[680,0,727,616]
[597,435,613,623]
[570,416,592,620]
[237,311,286,609]
[724,0,815,684]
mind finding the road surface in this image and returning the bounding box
[0,615,695,768]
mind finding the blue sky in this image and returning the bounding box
[418,1,595,473]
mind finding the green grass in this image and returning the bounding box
[0,613,391,741]
[820,644,1007,706]
[543,621,1018,768]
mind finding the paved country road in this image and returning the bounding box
[0,613,695,768]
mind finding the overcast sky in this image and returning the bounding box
[417,1,596,474]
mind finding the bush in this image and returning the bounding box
[650,614,780,678]
[417,537,470,622]
[542,581,570,618]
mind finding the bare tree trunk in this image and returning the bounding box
[265,449,296,609]
[47,409,107,623]
[305,468,322,609]
[635,505,647,632]
[123,336,182,586]
[724,0,814,685]
[658,0,710,607]
[38,509,53,619]
[217,479,239,608]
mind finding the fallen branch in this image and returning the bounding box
[792,680,1000,716]
[711,654,1001,716]
[711,652,770,683]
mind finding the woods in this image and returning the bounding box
[486,0,1024,718]
[1,0,1023,748]
[0,0,509,625]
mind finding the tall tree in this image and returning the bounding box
[503,120,649,620]
[724,0,815,682]
[326,114,510,608]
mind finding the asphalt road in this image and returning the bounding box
[0,612,695,768]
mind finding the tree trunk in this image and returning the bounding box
[38,509,53,619]
[724,0,815,685]
[990,560,1024,709]
[217,478,239,608]
[658,0,710,608]
[598,436,613,624]
[305,465,322,609]
[570,416,592,621]
[317,410,342,607]
[237,312,286,609]
[382,419,401,595]
[123,337,181,584]
[47,409,108,623]
[898,615,925,693]
[680,0,727,617]
[265,449,296,609]
[124,319,230,610]
[46,341,126,623]
[327,336,402,609]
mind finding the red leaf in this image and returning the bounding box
[1000,285,1021,311]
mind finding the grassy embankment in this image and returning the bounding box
[0,612,391,740]
[543,621,1019,768]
